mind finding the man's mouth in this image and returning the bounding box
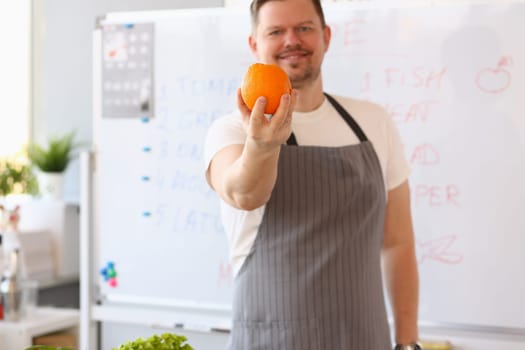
[277,50,310,61]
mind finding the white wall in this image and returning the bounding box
[31,0,223,202]
[0,1,31,157]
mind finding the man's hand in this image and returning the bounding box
[237,88,297,153]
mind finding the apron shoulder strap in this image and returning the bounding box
[286,133,298,146]
[324,93,368,142]
[285,93,369,146]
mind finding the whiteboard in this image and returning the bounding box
[94,2,525,331]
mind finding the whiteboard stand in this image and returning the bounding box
[80,150,98,350]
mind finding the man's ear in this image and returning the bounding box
[323,25,332,53]
[248,35,259,58]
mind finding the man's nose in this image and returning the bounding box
[283,29,301,47]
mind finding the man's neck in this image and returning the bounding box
[293,76,325,112]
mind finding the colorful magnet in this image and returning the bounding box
[100,261,118,288]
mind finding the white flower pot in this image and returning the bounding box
[37,172,64,200]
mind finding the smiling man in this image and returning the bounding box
[204,0,421,349]
[249,0,329,104]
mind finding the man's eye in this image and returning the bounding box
[298,26,312,32]
[269,30,282,36]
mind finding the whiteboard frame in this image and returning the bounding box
[81,3,525,349]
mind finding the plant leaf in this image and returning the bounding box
[112,333,194,350]
[27,131,79,172]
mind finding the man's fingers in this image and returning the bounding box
[236,88,251,123]
[249,96,268,127]
[290,89,298,112]
[237,89,267,126]
[286,89,298,121]
[271,92,293,128]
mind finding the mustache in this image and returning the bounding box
[277,45,311,57]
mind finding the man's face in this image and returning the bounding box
[249,0,331,89]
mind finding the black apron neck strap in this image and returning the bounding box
[286,93,369,146]
[286,132,298,146]
[324,93,368,142]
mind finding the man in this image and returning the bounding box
[204,0,420,349]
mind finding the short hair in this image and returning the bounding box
[249,0,327,30]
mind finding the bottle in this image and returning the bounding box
[0,248,22,321]
[0,205,23,321]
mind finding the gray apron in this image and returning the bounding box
[229,94,391,349]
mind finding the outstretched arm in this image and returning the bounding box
[206,89,296,211]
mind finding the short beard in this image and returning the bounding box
[289,64,320,89]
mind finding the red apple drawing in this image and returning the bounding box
[476,57,513,94]
[476,68,511,94]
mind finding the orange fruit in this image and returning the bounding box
[240,63,292,115]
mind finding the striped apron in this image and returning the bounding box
[229,94,391,349]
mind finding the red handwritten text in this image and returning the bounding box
[409,143,440,166]
[343,19,367,46]
[417,234,463,265]
[360,67,447,91]
[413,184,460,207]
[217,260,232,288]
[385,67,447,90]
[384,100,439,124]
[330,19,368,47]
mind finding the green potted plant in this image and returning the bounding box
[113,332,194,350]
[27,131,78,200]
[0,156,38,199]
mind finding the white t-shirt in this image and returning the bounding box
[204,95,410,275]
